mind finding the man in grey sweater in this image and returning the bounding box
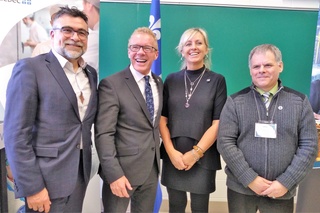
[217,44,318,213]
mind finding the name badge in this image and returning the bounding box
[255,122,277,139]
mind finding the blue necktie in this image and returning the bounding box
[144,76,154,123]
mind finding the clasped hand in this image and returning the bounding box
[248,176,288,199]
[168,149,197,171]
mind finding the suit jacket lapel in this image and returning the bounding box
[83,66,97,120]
[152,72,163,120]
[45,51,81,119]
[123,68,153,125]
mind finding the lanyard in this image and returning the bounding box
[252,89,280,122]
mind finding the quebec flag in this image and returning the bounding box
[149,3,162,212]
[149,0,161,77]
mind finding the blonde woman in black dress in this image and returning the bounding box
[160,28,227,212]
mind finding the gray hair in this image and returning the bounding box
[248,44,282,68]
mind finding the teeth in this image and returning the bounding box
[190,53,198,56]
[136,59,147,63]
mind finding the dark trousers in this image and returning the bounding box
[296,169,320,213]
[167,187,210,213]
[102,161,158,213]
[26,153,87,213]
[227,188,294,213]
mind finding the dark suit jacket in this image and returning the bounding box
[4,51,98,199]
[95,67,163,186]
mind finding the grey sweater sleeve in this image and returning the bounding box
[276,96,318,190]
[217,96,259,187]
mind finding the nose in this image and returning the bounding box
[137,46,145,53]
[258,65,265,72]
[191,42,197,49]
[71,32,81,40]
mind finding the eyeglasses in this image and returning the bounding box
[52,26,89,40]
[128,45,157,53]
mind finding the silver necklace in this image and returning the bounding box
[184,66,206,108]
[186,71,203,88]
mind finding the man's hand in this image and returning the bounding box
[260,180,288,199]
[24,40,37,48]
[27,188,51,213]
[110,176,133,198]
[248,176,272,195]
[314,112,320,120]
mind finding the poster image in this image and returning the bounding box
[308,11,320,169]
[0,1,100,212]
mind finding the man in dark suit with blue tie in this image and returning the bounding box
[95,27,163,212]
[4,6,97,213]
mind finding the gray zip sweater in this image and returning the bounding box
[217,81,318,199]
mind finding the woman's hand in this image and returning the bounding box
[167,148,187,170]
[182,150,198,171]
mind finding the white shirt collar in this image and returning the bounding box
[129,64,152,83]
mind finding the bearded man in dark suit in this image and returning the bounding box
[4,6,97,213]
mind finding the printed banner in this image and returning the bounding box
[0,123,3,149]
[0,0,84,120]
[0,1,100,212]
[308,11,320,169]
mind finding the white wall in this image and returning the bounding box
[102,0,320,10]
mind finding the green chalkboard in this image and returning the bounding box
[99,2,318,95]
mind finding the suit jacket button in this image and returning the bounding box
[151,147,155,151]
[76,144,80,149]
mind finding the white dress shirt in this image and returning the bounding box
[130,64,159,125]
[52,49,91,148]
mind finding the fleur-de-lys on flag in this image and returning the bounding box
[149,0,161,77]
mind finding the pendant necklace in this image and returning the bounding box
[184,66,206,108]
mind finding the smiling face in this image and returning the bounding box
[180,32,208,70]
[128,32,158,75]
[250,50,283,92]
[50,14,88,63]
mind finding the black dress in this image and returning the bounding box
[161,66,227,194]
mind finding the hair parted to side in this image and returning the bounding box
[52,6,88,26]
[248,44,282,68]
[128,27,158,50]
[176,27,212,70]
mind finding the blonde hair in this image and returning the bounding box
[176,28,212,69]
[128,27,158,50]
